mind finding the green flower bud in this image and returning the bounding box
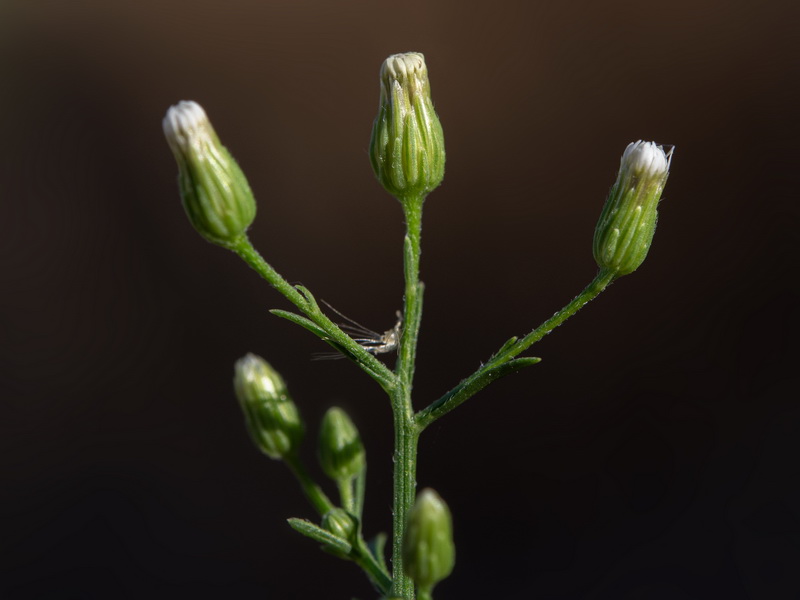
[163,100,256,247]
[402,488,455,592]
[233,353,304,460]
[593,140,673,276]
[321,508,357,544]
[318,407,365,482]
[369,52,445,201]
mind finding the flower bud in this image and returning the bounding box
[233,353,304,460]
[369,52,445,201]
[318,407,365,482]
[321,508,357,544]
[163,100,256,247]
[593,140,673,276]
[402,488,455,592]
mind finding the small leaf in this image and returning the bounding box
[495,336,518,356]
[287,518,352,555]
[369,532,389,573]
[270,310,328,339]
[294,285,320,312]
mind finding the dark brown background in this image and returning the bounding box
[2,0,799,598]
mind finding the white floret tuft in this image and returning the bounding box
[382,52,427,81]
[620,140,671,178]
[162,100,212,152]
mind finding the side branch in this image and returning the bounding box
[416,268,617,429]
[232,237,397,391]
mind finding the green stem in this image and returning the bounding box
[230,235,395,593]
[354,466,367,520]
[416,268,617,429]
[354,537,394,595]
[417,587,433,600]
[390,196,425,599]
[397,197,424,382]
[496,268,617,362]
[285,454,334,516]
[230,236,310,308]
[390,410,420,598]
[231,236,396,391]
[338,479,355,514]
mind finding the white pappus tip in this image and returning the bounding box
[620,140,673,179]
[162,100,213,153]
[381,52,427,82]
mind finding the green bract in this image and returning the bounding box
[233,353,304,460]
[593,140,673,276]
[402,488,455,593]
[369,53,445,201]
[318,407,366,482]
[163,100,256,247]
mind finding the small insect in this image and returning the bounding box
[314,301,403,360]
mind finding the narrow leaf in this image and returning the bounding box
[294,285,320,312]
[498,336,518,353]
[369,532,389,573]
[270,309,329,339]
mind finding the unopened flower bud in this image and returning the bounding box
[402,488,455,592]
[233,354,304,460]
[322,508,357,543]
[593,140,673,276]
[163,100,256,247]
[369,52,445,201]
[318,407,365,482]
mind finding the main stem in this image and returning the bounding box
[390,196,425,599]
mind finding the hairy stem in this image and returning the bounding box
[390,196,425,598]
[416,268,617,429]
[338,479,355,514]
[231,236,396,391]
[390,406,420,598]
[496,268,617,362]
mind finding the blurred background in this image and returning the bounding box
[2,0,799,598]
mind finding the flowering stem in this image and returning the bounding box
[337,479,355,514]
[284,454,335,516]
[502,268,617,360]
[230,237,396,391]
[397,196,425,384]
[389,195,425,599]
[416,268,617,429]
[390,417,420,598]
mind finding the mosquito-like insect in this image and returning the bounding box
[314,301,403,360]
